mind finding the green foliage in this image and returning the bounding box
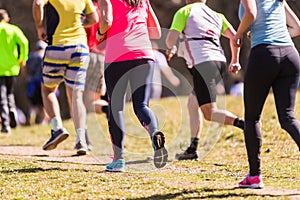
[0,94,299,199]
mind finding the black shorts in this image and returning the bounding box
[190,61,226,106]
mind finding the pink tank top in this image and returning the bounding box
[105,0,154,63]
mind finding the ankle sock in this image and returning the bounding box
[50,117,63,131]
[234,118,245,130]
[76,128,86,144]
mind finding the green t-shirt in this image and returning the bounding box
[0,22,29,76]
[169,3,232,67]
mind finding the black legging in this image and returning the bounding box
[105,59,159,161]
[244,44,300,176]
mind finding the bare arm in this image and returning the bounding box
[147,5,161,39]
[223,27,241,74]
[160,66,180,87]
[32,0,47,41]
[165,30,180,61]
[83,12,98,28]
[224,27,239,63]
[166,30,180,49]
[99,0,113,34]
[284,1,300,38]
[233,0,257,47]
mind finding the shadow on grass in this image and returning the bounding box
[36,159,107,166]
[0,167,68,173]
[126,159,152,165]
[127,187,300,199]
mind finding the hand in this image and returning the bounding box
[228,62,241,75]
[37,26,48,43]
[166,45,177,62]
[96,29,107,43]
[18,59,26,68]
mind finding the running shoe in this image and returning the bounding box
[106,159,125,172]
[175,147,199,161]
[74,130,88,155]
[43,128,69,150]
[152,131,168,168]
[238,174,264,189]
[1,126,11,134]
[74,141,88,155]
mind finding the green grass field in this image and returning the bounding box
[0,94,299,199]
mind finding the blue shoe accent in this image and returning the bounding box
[106,159,125,172]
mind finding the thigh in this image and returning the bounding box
[244,45,279,120]
[105,61,130,110]
[273,46,300,119]
[85,52,105,93]
[129,60,153,106]
[42,46,69,88]
[66,44,90,91]
[5,77,15,94]
[192,61,223,106]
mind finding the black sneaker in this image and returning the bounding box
[1,126,11,134]
[152,131,168,168]
[74,141,88,155]
[9,111,17,128]
[74,130,88,155]
[43,128,69,150]
[175,147,199,161]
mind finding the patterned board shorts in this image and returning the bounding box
[42,44,89,90]
[85,52,105,94]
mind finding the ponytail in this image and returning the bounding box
[125,0,142,7]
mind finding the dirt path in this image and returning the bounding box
[0,145,299,199]
[0,145,106,165]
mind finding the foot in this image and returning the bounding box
[75,130,88,155]
[238,174,264,189]
[74,141,88,155]
[175,147,199,161]
[1,126,11,134]
[152,131,168,168]
[43,128,69,150]
[106,159,125,172]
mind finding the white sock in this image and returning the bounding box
[50,117,63,131]
[76,128,86,144]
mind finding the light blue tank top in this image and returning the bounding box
[239,0,293,48]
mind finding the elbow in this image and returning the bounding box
[247,10,257,22]
[106,20,113,28]
[33,0,43,8]
[102,18,113,29]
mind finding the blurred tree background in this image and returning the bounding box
[0,0,300,108]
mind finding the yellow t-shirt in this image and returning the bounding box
[45,0,95,45]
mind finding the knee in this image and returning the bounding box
[202,111,212,121]
[201,107,213,121]
[133,103,146,116]
[278,115,295,130]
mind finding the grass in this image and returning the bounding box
[0,93,300,199]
